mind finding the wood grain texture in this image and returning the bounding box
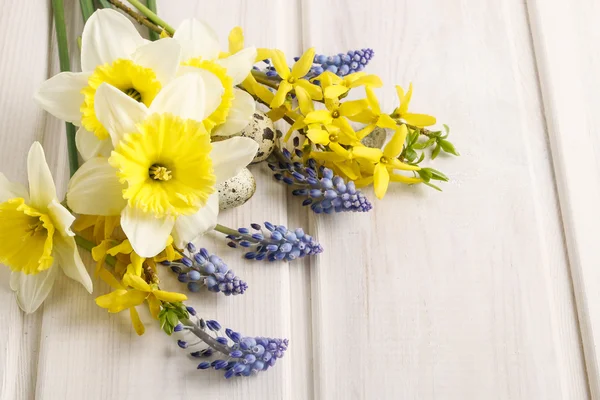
[0,0,594,399]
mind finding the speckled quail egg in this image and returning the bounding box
[216,168,256,210]
[361,127,387,149]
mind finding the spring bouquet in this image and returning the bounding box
[0,1,457,379]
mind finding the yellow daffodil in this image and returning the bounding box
[351,125,420,199]
[66,74,258,258]
[173,19,258,136]
[270,48,323,109]
[349,87,398,140]
[319,71,383,100]
[0,143,92,313]
[394,83,436,127]
[35,9,183,161]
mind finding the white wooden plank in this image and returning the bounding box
[303,0,589,398]
[526,0,600,397]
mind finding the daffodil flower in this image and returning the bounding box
[66,74,259,258]
[35,9,183,161]
[0,143,92,313]
[351,125,420,199]
[319,71,383,100]
[349,87,398,140]
[394,83,436,127]
[270,48,323,109]
[173,19,257,136]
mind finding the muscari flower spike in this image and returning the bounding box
[222,222,323,261]
[162,243,247,295]
[268,148,373,214]
[260,48,374,79]
[174,313,288,379]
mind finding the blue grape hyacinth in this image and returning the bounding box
[214,222,323,262]
[174,314,288,379]
[162,244,247,295]
[268,148,373,214]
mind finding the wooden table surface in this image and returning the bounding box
[1,0,599,399]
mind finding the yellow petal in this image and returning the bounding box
[352,146,383,163]
[96,289,147,313]
[147,294,162,320]
[95,289,128,310]
[271,50,290,79]
[103,216,120,239]
[107,240,133,256]
[339,99,369,117]
[72,215,97,232]
[365,87,381,115]
[399,82,413,115]
[318,71,342,87]
[373,163,390,199]
[92,240,110,262]
[152,289,187,302]
[304,109,333,125]
[390,174,423,184]
[307,129,330,145]
[389,158,421,171]
[295,85,314,115]
[291,47,315,78]
[324,84,349,99]
[350,74,383,88]
[334,160,360,180]
[329,142,350,158]
[130,252,145,277]
[122,273,151,292]
[354,176,374,188]
[256,48,272,62]
[349,110,377,125]
[295,79,322,100]
[356,124,376,140]
[383,124,407,158]
[270,81,292,109]
[403,113,437,127]
[309,151,346,162]
[129,307,145,335]
[228,26,244,54]
[98,268,124,290]
[377,114,397,129]
[284,116,306,142]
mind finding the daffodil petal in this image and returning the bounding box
[131,38,181,85]
[121,205,175,258]
[173,18,221,61]
[352,146,383,163]
[270,81,292,109]
[10,265,59,313]
[47,199,75,237]
[291,48,315,78]
[34,72,89,125]
[94,83,149,147]
[271,50,290,79]
[383,124,407,159]
[149,73,208,123]
[75,126,113,161]
[67,157,127,216]
[172,193,219,248]
[0,173,28,203]
[211,89,255,136]
[403,113,437,127]
[27,142,57,211]
[216,47,256,85]
[373,163,390,199]
[295,79,322,100]
[80,9,145,71]
[210,137,258,183]
[54,235,93,294]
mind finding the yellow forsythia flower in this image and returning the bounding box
[394,83,436,127]
[270,48,322,109]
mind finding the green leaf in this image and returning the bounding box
[424,181,443,191]
[427,130,442,138]
[412,138,435,150]
[405,148,418,162]
[439,139,460,156]
[417,169,432,182]
[415,152,425,164]
[443,124,450,135]
[424,168,449,182]
[432,144,441,160]
[408,129,419,146]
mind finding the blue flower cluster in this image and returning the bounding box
[162,244,247,296]
[268,148,373,213]
[222,222,323,262]
[175,317,288,379]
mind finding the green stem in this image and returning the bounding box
[51,0,79,176]
[75,235,116,266]
[98,0,112,8]
[213,224,239,236]
[127,0,174,35]
[79,0,94,22]
[250,70,280,89]
[146,0,159,40]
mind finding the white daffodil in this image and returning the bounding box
[66,74,258,258]
[0,143,92,313]
[35,8,182,161]
[173,19,257,136]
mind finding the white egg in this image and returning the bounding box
[216,168,256,210]
[361,127,387,149]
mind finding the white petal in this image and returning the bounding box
[94,83,149,147]
[54,236,93,293]
[48,199,75,237]
[27,142,57,210]
[81,9,145,71]
[211,89,255,136]
[215,47,257,85]
[10,266,59,314]
[211,137,259,183]
[34,72,90,125]
[67,157,127,216]
[149,74,207,121]
[173,19,221,61]
[121,205,175,258]
[172,193,219,248]
[131,38,181,86]
[76,126,113,161]
[0,173,28,203]
[176,67,224,123]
